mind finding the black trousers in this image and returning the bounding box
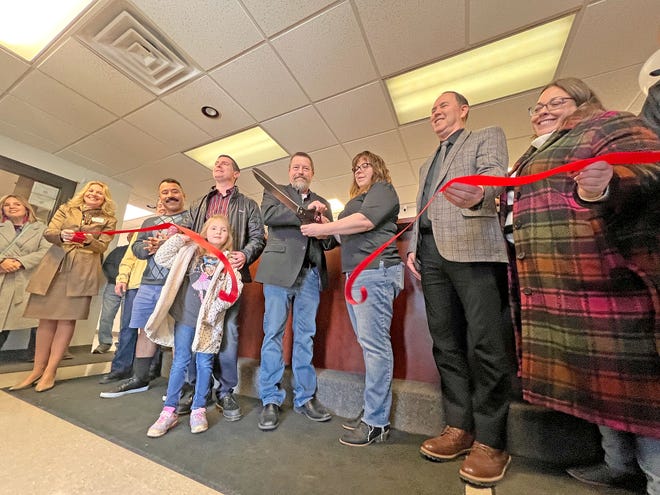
[419,234,511,449]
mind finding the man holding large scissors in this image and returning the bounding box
[254,152,338,431]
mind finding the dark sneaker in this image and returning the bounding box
[258,403,280,431]
[342,409,364,430]
[92,343,112,354]
[216,393,242,421]
[176,383,194,415]
[99,376,149,398]
[566,463,644,488]
[340,421,390,447]
[294,398,332,422]
[98,370,131,384]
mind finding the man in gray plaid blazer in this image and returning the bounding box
[406,91,512,486]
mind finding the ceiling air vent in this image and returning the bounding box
[77,5,200,95]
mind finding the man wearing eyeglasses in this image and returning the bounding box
[255,152,338,431]
[406,91,512,486]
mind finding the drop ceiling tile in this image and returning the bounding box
[124,101,212,153]
[241,0,335,36]
[0,50,29,94]
[583,64,644,113]
[209,44,308,121]
[0,95,89,148]
[313,174,353,205]
[10,71,115,131]
[310,146,352,180]
[316,82,396,141]
[132,0,263,70]
[271,2,377,101]
[161,76,255,137]
[394,184,419,205]
[39,39,154,117]
[355,0,465,76]
[388,161,416,187]
[561,0,660,79]
[261,105,337,153]
[343,130,408,166]
[399,120,438,160]
[469,0,581,43]
[468,90,538,140]
[253,157,291,188]
[0,119,60,153]
[55,148,115,176]
[114,153,211,202]
[628,91,647,115]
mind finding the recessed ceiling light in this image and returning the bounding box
[386,15,575,125]
[185,127,288,170]
[201,106,220,119]
[0,0,93,61]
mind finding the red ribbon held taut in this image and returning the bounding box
[77,223,239,304]
[345,150,660,305]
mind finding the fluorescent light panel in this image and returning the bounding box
[386,15,575,125]
[328,198,344,213]
[0,0,93,61]
[185,127,288,170]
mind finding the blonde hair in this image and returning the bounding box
[1,194,37,223]
[69,181,116,217]
[198,214,233,256]
[349,151,392,198]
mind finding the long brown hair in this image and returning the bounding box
[540,77,606,126]
[349,151,392,198]
[1,194,37,223]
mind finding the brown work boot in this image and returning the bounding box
[420,426,474,461]
[459,441,511,486]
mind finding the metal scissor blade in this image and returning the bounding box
[252,168,319,224]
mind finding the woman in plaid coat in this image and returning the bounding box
[503,78,659,492]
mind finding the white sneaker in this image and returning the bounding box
[190,407,208,434]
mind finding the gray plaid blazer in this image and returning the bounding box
[410,126,508,263]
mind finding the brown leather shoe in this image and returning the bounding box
[420,426,474,461]
[459,441,511,486]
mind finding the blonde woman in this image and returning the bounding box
[11,181,117,392]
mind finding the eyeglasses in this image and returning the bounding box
[352,163,372,173]
[528,97,575,116]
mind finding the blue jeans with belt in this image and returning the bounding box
[259,267,321,408]
[345,262,404,427]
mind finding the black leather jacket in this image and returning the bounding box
[190,186,265,282]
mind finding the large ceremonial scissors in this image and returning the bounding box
[252,168,321,224]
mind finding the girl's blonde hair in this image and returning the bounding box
[1,194,38,223]
[69,181,116,217]
[349,151,392,198]
[198,214,233,256]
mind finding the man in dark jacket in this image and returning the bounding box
[189,154,265,421]
[255,152,338,431]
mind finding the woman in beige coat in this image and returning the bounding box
[0,195,50,351]
[11,181,117,392]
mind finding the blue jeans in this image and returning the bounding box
[213,297,241,398]
[98,283,122,344]
[164,322,214,410]
[110,288,138,374]
[345,262,403,427]
[599,425,660,495]
[259,267,321,408]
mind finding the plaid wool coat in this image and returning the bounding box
[507,110,660,438]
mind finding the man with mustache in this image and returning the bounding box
[101,179,192,398]
[255,152,338,431]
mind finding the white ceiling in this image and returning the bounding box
[0,0,658,219]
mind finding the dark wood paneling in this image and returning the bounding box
[237,226,440,384]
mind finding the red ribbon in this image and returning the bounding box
[345,150,660,304]
[77,223,239,304]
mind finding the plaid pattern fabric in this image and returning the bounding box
[509,110,660,438]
